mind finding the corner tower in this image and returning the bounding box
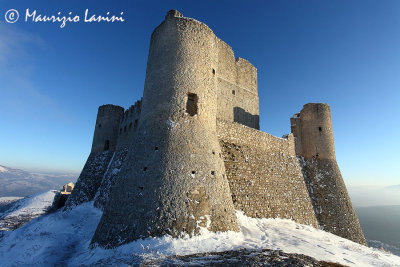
[65,104,124,209]
[91,104,125,153]
[292,103,367,245]
[91,10,238,248]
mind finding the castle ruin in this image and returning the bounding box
[65,10,367,248]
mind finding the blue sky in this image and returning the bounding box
[0,0,399,186]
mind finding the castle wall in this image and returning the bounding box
[65,105,124,209]
[292,103,367,245]
[216,40,259,129]
[216,119,319,227]
[93,147,129,210]
[116,100,142,149]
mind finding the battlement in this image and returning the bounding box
[97,104,124,116]
[116,99,142,148]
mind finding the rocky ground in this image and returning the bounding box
[111,249,347,266]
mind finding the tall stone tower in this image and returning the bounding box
[291,103,367,245]
[65,104,124,208]
[91,10,238,248]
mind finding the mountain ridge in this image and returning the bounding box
[0,165,77,197]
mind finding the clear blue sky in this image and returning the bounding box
[0,1,399,186]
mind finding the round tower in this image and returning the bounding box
[297,103,367,245]
[64,104,124,209]
[299,103,335,160]
[92,10,238,248]
[91,104,124,153]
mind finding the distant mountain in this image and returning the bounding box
[386,184,400,189]
[0,165,77,197]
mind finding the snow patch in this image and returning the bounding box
[0,197,23,204]
[0,166,8,173]
[166,119,178,129]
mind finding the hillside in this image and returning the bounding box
[0,190,57,231]
[0,165,77,197]
[0,200,399,266]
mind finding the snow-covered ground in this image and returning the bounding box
[0,190,56,230]
[0,201,399,266]
[0,197,23,205]
[0,190,56,218]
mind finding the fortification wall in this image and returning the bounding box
[216,119,318,227]
[116,99,142,148]
[65,151,114,209]
[216,40,259,129]
[93,146,129,210]
[301,158,367,245]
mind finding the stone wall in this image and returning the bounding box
[301,158,367,245]
[93,146,129,210]
[217,119,318,227]
[116,100,142,149]
[216,40,259,129]
[64,151,113,209]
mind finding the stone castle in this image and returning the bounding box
[65,10,367,248]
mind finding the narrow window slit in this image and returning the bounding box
[104,140,110,151]
[186,93,198,116]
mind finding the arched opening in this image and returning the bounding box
[104,140,110,151]
[186,93,198,116]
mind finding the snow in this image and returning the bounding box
[0,202,399,266]
[166,119,178,129]
[0,190,56,218]
[0,197,23,204]
[0,166,7,173]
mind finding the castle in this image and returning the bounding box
[65,10,367,248]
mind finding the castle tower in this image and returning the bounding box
[91,10,239,248]
[91,104,125,153]
[65,104,124,208]
[292,103,367,245]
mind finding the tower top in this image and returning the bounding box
[165,10,183,19]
